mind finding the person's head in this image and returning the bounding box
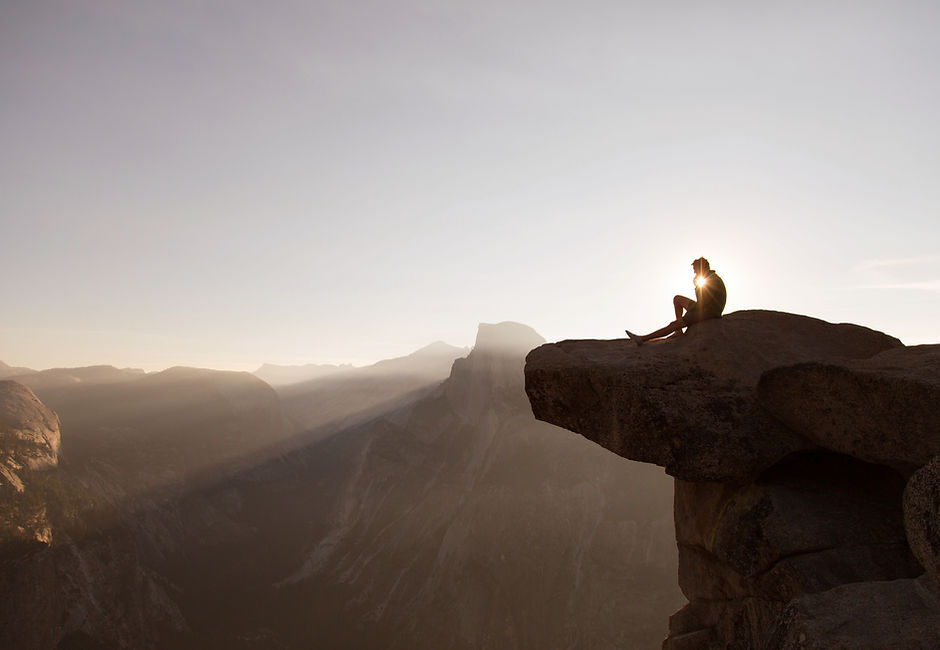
[692,257,710,275]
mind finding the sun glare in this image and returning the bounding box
[695,275,707,288]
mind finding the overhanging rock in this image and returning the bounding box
[524,310,901,482]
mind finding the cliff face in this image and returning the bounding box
[0,381,61,549]
[525,310,940,649]
[270,321,682,649]
[0,380,186,649]
[0,380,60,472]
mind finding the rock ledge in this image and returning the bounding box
[524,310,940,649]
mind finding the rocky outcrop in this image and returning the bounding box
[0,380,61,471]
[0,381,61,549]
[765,575,940,649]
[675,454,921,603]
[759,345,940,473]
[525,310,940,649]
[525,311,901,482]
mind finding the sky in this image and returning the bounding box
[2,0,939,371]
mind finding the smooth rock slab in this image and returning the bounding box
[525,311,901,482]
[759,344,940,473]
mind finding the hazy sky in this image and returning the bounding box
[3,0,939,370]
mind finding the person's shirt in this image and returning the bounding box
[695,270,727,317]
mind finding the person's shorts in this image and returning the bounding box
[682,307,721,327]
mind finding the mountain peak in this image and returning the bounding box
[409,341,469,358]
[472,322,545,355]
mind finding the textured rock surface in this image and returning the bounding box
[904,455,940,589]
[759,344,940,472]
[0,529,187,649]
[765,575,940,649]
[665,596,786,650]
[0,381,62,549]
[675,454,921,603]
[0,380,61,471]
[525,310,901,482]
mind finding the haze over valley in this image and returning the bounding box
[0,322,681,648]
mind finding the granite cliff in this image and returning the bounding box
[525,310,940,649]
[0,380,61,549]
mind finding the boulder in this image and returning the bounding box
[675,453,921,602]
[904,455,940,588]
[765,575,940,649]
[525,311,900,482]
[758,345,940,473]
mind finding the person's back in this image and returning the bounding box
[695,269,726,318]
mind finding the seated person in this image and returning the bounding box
[626,257,726,346]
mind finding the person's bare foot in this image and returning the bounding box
[625,330,645,346]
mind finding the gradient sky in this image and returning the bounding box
[3,0,939,371]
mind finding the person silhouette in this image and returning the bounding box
[625,257,726,346]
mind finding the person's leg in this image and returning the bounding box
[625,295,696,346]
[674,295,695,320]
[636,320,683,341]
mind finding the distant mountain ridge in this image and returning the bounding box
[16,365,288,494]
[253,362,354,387]
[0,326,681,648]
[274,340,470,440]
[3,364,145,389]
[0,361,36,380]
[260,322,680,648]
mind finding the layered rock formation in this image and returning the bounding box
[525,310,940,648]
